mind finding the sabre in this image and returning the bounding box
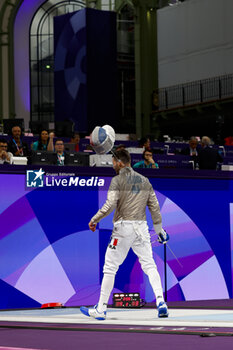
[151,232,183,268]
[166,243,183,268]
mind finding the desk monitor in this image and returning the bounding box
[89,154,113,167]
[66,152,89,166]
[31,151,55,165]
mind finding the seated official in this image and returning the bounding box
[7,125,30,157]
[133,149,159,169]
[197,136,223,170]
[180,137,201,156]
[52,139,70,166]
[32,130,54,151]
[180,136,201,168]
[0,139,13,164]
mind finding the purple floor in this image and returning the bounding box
[1,300,233,350]
[0,328,233,350]
[0,321,233,336]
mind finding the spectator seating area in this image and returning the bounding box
[1,134,233,169]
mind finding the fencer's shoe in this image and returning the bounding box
[157,301,169,318]
[80,304,106,320]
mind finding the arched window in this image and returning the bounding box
[30,0,86,123]
[29,0,136,131]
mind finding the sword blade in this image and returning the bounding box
[166,243,183,268]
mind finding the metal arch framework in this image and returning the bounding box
[30,0,86,123]
[0,0,104,122]
[0,0,160,138]
[32,0,86,35]
[28,0,123,124]
[115,0,134,13]
[0,0,23,120]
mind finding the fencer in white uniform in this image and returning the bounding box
[80,149,169,320]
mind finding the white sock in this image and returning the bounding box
[156,295,164,306]
[97,274,115,313]
[147,268,165,306]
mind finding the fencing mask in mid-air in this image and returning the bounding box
[90,125,115,154]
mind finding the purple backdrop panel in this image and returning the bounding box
[0,171,231,309]
[54,8,117,132]
[179,256,229,300]
[15,245,75,305]
[51,230,100,292]
[0,196,35,240]
[0,217,50,283]
[0,175,29,215]
[152,193,228,301]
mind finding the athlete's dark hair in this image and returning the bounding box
[113,149,131,164]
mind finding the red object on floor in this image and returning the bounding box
[41,302,63,308]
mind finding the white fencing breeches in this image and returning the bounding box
[101,221,164,305]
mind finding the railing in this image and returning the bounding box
[158,74,233,110]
